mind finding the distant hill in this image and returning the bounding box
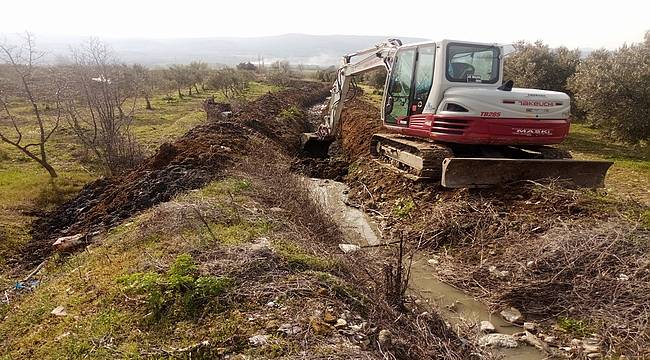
[17,33,429,67]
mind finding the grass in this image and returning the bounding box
[559,123,650,204]
[272,240,338,271]
[557,317,592,337]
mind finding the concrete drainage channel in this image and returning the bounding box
[305,178,546,360]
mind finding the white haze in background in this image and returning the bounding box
[1,0,648,66]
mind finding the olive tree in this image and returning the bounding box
[504,40,581,93]
[568,32,650,142]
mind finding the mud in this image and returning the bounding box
[24,82,329,266]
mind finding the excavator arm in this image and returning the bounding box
[321,39,401,138]
[301,39,400,155]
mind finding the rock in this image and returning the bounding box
[334,319,348,329]
[266,301,276,307]
[52,234,85,252]
[278,323,301,336]
[378,329,392,347]
[338,244,361,253]
[427,258,439,266]
[540,334,556,343]
[349,324,363,332]
[617,273,629,281]
[500,307,523,323]
[582,344,601,354]
[248,334,269,346]
[523,322,537,331]
[323,312,337,324]
[526,260,535,267]
[586,353,602,359]
[478,333,518,348]
[524,331,549,352]
[51,306,67,316]
[479,320,496,333]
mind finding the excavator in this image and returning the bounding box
[301,39,613,188]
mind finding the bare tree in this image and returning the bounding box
[62,39,142,175]
[0,32,61,178]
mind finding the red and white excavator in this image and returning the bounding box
[302,39,612,188]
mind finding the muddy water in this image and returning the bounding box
[306,178,546,360]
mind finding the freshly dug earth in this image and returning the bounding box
[25,82,330,266]
[337,97,650,357]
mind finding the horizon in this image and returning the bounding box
[2,0,649,50]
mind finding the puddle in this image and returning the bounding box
[306,178,547,360]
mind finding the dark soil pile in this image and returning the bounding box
[25,82,329,266]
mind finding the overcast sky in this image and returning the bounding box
[2,0,648,49]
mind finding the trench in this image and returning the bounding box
[305,177,546,360]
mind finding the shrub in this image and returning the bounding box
[568,32,650,142]
[118,254,232,319]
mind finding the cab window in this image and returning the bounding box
[446,43,499,84]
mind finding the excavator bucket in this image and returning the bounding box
[300,132,334,158]
[441,158,613,188]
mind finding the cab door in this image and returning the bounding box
[385,48,416,125]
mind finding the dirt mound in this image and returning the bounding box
[340,98,383,159]
[24,82,329,266]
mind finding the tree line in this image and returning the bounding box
[504,32,650,143]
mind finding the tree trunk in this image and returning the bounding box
[178,88,183,98]
[42,161,58,178]
[189,87,193,96]
[194,84,200,94]
[145,96,152,110]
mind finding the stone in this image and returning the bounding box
[248,334,269,346]
[582,344,601,354]
[478,333,518,348]
[526,260,535,267]
[339,244,361,254]
[51,306,67,316]
[269,207,284,212]
[52,234,84,252]
[523,322,537,331]
[278,323,301,336]
[479,320,496,333]
[266,301,276,307]
[500,307,523,323]
[524,331,549,352]
[427,258,439,266]
[378,329,392,347]
[334,319,348,329]
[586,354,602,359]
